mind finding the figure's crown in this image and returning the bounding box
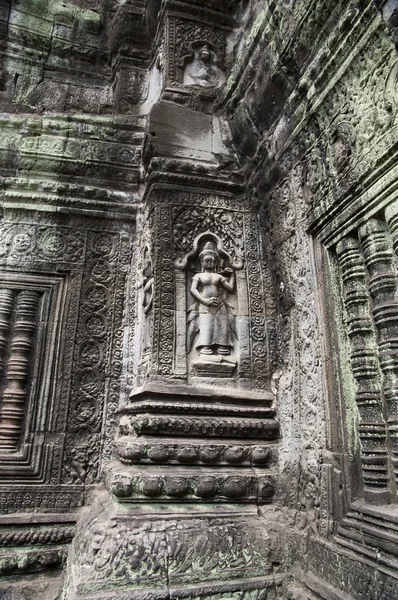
[199,241,218,260]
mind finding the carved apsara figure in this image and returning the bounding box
[187,241,237,356]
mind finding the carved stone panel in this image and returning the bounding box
[138,189,277,392]
[0,212,133,512]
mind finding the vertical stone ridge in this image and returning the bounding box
[0,289,15,377]
[336,236,390,502]
[359,219,398,495]
[0,290,41,452]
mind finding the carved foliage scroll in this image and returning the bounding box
[266,167,329,534]
[63,230,130,485]
[0,214,132,507]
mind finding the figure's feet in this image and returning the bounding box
[200,346,213,355]
[217,345,230,355]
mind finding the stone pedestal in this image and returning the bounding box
[65,492,288,600]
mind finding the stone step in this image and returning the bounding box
[336,503,398,562]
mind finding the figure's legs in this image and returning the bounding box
[200,345,213,355]
[217,345,230,355]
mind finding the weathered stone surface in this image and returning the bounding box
[1,0,398,599]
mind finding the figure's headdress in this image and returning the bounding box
[199,44,212,62]
[199,241,218,262]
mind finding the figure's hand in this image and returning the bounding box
[206,297,218,306]
[222,268,233,276]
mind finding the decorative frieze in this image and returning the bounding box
[0,485,82,514]
[108,468,275,503]
[118,439,271,467]
[129,414,278,439]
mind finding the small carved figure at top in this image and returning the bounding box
[187,241,237,357]
[183,43,226,89]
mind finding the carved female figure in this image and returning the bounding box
[187,241,237,356]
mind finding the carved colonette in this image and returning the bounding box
[0,288,41,451]
[334,217,398,502]
[336,237,389,503]
[359,219,398,495]
[308,162,398,589]
[319,211,398,568]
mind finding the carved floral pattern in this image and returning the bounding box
[266,166,328,535]
[63,228,130,484]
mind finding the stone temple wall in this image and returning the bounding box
[224,0,398,597]
[1,1,398,599]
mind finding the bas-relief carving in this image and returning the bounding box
[143,191,275,390]
[189,243,236,356]
[182,43,226,89]
[136,245,154,367]
[69,495,274,598]
[265,169,329,535]
[6,1,397,598]
[0,214,131,510]
[178,233,240,377]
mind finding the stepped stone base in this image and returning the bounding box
[308,534,398,600]
[64,492,298,600]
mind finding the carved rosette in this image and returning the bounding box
[63,229,130,485]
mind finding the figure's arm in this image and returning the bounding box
[143,278,154,314]
[221,269,235,293]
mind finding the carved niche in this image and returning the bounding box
[138,190,277,391]
[181,42,226,89]
[175,232,242,377]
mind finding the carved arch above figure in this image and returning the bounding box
[175,231,244,271]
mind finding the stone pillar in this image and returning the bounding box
[0,290,41,451]
[336,237,390,503]
[0,289,14,377]
[359,219,398,495]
